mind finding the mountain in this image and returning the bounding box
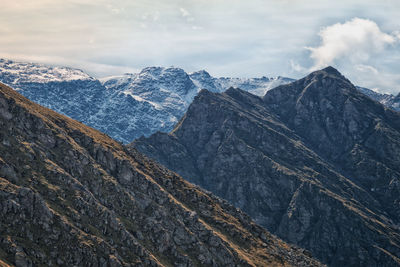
[0,82,321,266]
[1,59,398,144]
[0,59,293,143]
[356,86,400,111]
[188,70,295,96]
[132,67,400,266]
[99,68,293,142]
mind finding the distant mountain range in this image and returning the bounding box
[0,82,321,266]
[132,67,400,266]
[1,59,398,144]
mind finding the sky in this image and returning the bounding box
[1,0,399,94]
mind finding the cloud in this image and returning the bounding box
[179,7,194,22]
[355,64,379,75]
[179,8,190,17]
[394,31,400,40]
[307,18,397,70]
[142,11,160,22]
[290,60,307,73]
[353,63,400,93]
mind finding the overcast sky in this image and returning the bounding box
[1,0,399,93]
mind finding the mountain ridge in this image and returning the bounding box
[133,67,400,266]
[1,59,399,145]
[0,81,322,266]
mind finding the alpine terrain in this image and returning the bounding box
[132,67,400,266]
[0,82,322,266]
[1,59,398,144]
[0,59,293,143]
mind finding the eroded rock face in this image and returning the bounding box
[133,67,400,266]
[0,82,321,266]
[264,66,400,223]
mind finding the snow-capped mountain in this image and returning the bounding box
[1,58,398,143]
[1,60,291,143]
[356,86,400,111]
[189,70,295,96]
[0,59,92,84]
[97,67,294,142]
[0,59,105,124]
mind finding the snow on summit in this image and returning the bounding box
[0,59,92,85]
[1,59,397,144]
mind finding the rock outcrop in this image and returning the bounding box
[0,82,321,266]
[133,67,400,266]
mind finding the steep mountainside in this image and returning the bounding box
[264,66,400,222]
[0,82,321,266]
[132,67,400,266]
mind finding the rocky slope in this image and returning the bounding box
[132,67,400,266]
[0,82,322,266]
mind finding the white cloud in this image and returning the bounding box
[179,7,194,22]
[307,18,396,70]
[394,31,400,40]
[179,8,190,17]
[352,63,400,94]
[142,11,160,22]
[355,64,379,75]
[290,60,307,73]
[191,26,203,31]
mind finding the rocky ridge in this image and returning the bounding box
[0,59,293,143]
[132,67,400,266]
[0,82,321,266]
[1,59,398,144]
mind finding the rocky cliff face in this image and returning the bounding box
[0,82,321,266]
[132,67,400,266]
[264,66,400,222]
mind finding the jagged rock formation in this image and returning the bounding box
[0,59,293,143]
[132,67,400,266]
[0,82,321,266]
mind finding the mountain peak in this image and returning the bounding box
[0,59,93,83]
[263,66,354,105]
[189,69,212,78]
[302,66,348,84]
[321,66,342,75]
[225,86,240,93]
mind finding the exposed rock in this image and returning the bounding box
[133,67,400,266]
[0,82,321,266]
[0,59,293,143]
